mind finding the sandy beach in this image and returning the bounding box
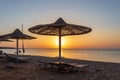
[0,54,120,80]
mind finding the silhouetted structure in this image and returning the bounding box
[0,29,36,56]
[29,18,92,62]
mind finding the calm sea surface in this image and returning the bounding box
[1,49,120,63]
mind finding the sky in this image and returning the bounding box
[0,0,120,49]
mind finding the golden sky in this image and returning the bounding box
[0,0,120,49]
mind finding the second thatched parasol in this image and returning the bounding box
[0,29,36,56]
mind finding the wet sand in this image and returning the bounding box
[0,54,120,80]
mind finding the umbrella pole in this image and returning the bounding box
[16,38,19,56]
[59,28,61,62]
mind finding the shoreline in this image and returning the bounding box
[1,48,120,64]
[11,53,120,64]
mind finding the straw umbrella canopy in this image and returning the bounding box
[0,29,36,56]
[0,37,13,54]
[29,18,92,61]
[0,37,13,45]
[0,37,13,42]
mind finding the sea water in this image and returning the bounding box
[1,49,120,63]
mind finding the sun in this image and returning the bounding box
[56,39,65,46]
[55,37,65,47]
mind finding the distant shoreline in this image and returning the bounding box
[0,47,120,50]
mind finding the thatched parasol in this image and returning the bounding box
[1,29,36,56]
[0,37,13,42]
[29,18,92,61]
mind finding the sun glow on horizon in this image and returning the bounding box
[54,37,66,48]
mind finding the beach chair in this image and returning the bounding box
[4,53,17,62]
[48,62,77,73]
[56,62,89,73]
[3,53,28,63]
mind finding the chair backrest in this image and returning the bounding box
[4,53,15,59]
[3,53,18,62]
[3,53,10,58]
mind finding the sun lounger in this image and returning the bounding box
[38,61,89,73]
[3,53,28,63]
